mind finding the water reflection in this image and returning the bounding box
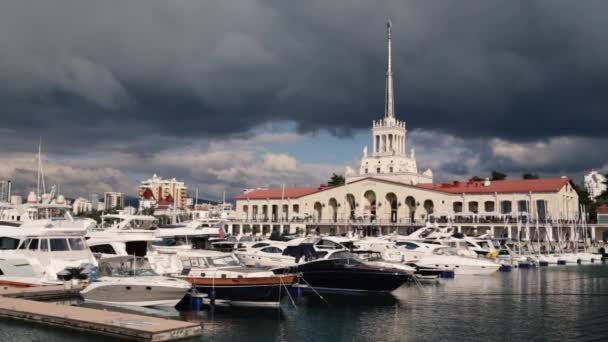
[3,266,608,342]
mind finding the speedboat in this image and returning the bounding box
[273,246,411,293]
[414,247,500,276]
[163,250,295,307]
[234,236,355,269]
[81,256,190,307]
[354,238,443,281]
[234,240,297,268]
[391,238,444,261]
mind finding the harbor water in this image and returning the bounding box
[1,264,607,341]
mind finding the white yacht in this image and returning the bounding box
[0,218,97,286]
[153,218,226,252]
[81,256,190,307]
[234,240,296,268]
[86,214,159,258]
[414,247,500,276]
[391,239,444,261]
[496,244,531,266]
[234,236,355,269]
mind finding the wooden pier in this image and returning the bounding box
[0,285,202,341]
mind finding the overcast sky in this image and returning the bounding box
[1,1,607,200]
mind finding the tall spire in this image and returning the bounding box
[384,19,395,119]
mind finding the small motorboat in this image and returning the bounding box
[81,256,191,307]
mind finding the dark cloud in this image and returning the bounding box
[2,0,607,153]
[1,1,607,196]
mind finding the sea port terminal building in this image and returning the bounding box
[232,177,581,237]
[227,21,593,240]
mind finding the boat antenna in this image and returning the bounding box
[195,187,198,209]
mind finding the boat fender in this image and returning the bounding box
[498,265,512,272]
[88,270,97,283]
[440,270,455,279]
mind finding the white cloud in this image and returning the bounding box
[490,137,605,169]
[262,153,297,172]
[0,132,340,200]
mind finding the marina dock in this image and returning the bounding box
[0,285,202,341]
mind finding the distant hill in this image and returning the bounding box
[192,197,219,205]
[124,195,139,208]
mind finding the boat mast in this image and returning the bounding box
[37,138,46,199]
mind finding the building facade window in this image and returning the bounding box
[484,201,495,213]
[517,200,529,213]
[500,201,512,215]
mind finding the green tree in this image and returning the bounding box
[599,174,608,202]
[142,207,155,216]
[573,182,598,222]
[78,210,103,224]
[491,171,507,181]
[522,173,539,179]
[327,173,345,186]
[471,176,484,181]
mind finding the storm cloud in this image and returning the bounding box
[0,1,607,197]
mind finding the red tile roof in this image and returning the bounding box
[142,188,155,200]
[597,205,608,214]
[236,187,324,200]
[416,177,571,194]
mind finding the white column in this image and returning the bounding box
[398,135,403,154]
[373,135,377,154]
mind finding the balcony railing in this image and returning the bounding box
[236,215,586,226]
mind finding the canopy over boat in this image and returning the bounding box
[96,256,157,277]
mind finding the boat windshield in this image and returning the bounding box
[433,247,460,256]
[328,251,363,264]
[97,257,158,277]
[101,218,124,229]
[153,238,191,247]
[125,219,157,230]
[419,228,436,238]
[0,237,20,250]
[353,251,383,261]
[477,241,491,249]
[205,255,240,267]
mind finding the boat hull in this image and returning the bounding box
[81,283,188,307]
[415,261,499,275]
[183,275,295,306]
[274,260,410,292]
